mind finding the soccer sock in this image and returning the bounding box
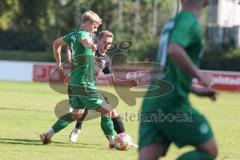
[75,109,89,130]
[101,116,114,142]
[52,113,74,133]
[47,128,55,138]
[112,116,125,134]
[177,150,212,160]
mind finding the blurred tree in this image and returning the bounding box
[0,0,175,60]
[0,0,19,30]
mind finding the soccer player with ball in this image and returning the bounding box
[67,30,138,147]
[138,0,218,159]
[40,10,117,147]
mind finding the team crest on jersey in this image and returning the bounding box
[199,123,209,134]
[71,35,76,42]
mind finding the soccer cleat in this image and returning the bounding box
[39,132,51,144]
[69,128,81,143]
[109,143,115,149]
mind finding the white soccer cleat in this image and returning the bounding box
[131,143,139,148]
[69,128,81,143]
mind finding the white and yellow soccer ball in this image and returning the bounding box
[114,133,135,151]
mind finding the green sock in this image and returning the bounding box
[177,150,212,160]
[52,113,73,133]
[101,116,114,136]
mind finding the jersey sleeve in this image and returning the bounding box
[169,15,197,48]
[78,31,92,43]
[102,57,112,76]
[63,32,75,45]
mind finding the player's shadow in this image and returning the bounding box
[0,137,64,146]
[0,138,100,149]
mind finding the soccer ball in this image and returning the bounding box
[114,133,133,150]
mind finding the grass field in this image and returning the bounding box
[0,81,239,160]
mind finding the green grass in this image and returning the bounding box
[0,81,239,160]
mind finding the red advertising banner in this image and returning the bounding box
[33,64,71,82]
[33,63,240,91]
[193,71,240,91]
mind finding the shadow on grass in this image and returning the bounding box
[0,138,100,149]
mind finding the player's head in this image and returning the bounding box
[81,10,102,33]
[97,30,113,54]
[181,0,209,16]
[181,0,209,7]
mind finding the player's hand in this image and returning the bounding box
[193,87,217,101]
[129,79,139,87]
[56,63,64,76]
[91,43,97,52]
[196,71,212,87]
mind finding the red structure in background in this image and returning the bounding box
[33,64,71,82]
[33,63,240,91]
[192,71,240,91]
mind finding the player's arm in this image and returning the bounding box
[53,37,68,71]
[81,38,97,51]
[66,45,72,64]
[191,86,217,101]
[168,44,211,87]
[107,76,138,87]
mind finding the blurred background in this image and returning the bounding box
[1,0,240,88]
[0,1,240,159]
[0,0,240,71]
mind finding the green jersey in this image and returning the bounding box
[144,10,204,110]
[63,30,95,86]
[139,11,214,152]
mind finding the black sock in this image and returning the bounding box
[112,116,125,134]
[75,109,89,129]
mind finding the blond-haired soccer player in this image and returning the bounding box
[40,11,116,148]
[68,30,138,144]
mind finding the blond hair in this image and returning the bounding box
[81,10,102,24]
[99,30,113,40]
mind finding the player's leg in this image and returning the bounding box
[75,108,89,129]
[69,108,89,142]
[195,138,218,159]
[96,106,115,148]
[172,105,218,160]
[139,143,164,160]
[40,94,85,144]
[40,108,85,144]
[110,105,125,134]
[175,129,217,160]
[102,95,125,134]
[176,138,218,160]
[79,87,115,148]
[138,115,170,160]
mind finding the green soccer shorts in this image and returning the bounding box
[138,101,214,156]
[68,84,107,110]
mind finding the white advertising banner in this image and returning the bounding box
[0,60,34,82]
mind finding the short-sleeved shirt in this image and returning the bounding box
[63,30,95,86]
[143,10,204,111]
[94,49,111,78]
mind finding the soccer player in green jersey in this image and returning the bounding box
[138,0,218,160]
[40,11,116,147]
[67,30,138,143]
